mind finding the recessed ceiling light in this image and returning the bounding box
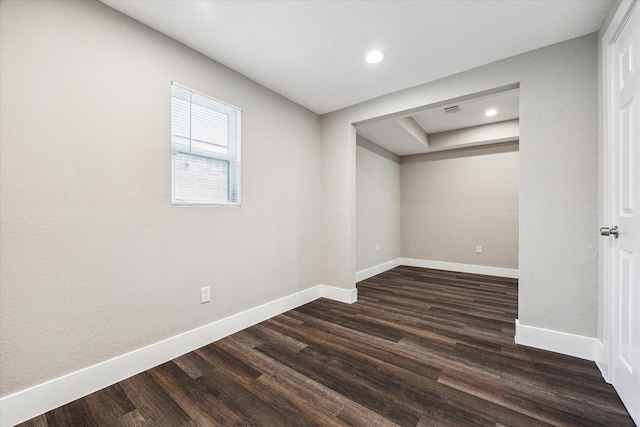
[485,109,498,117]
[365,50,385,64]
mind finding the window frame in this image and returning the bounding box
[170,81,242,207]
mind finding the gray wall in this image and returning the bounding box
[401,143,519,269]
[322,34,598,337]
[356,136,401,272]
[0,0,321,397]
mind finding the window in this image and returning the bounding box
[171,82,241,205]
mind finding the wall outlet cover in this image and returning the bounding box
[201,286,211,303]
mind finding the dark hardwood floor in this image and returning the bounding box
[17,267,634,426]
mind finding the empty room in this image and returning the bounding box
[1,0,638,426]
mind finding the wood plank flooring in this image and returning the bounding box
[17,267,635,426]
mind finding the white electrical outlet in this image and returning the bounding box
[201,286,211,303]
[476,245,482,254]
[376,243,380,251]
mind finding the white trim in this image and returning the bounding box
[321,285,358,304]
[514,319,600,361]
[401,258,519,279]
[355,258,402,282]
[596,339,610,382]
[0,284,356,427]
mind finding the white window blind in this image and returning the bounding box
[171,83,241,205]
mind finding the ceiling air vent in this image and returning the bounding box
[443,105,460,114]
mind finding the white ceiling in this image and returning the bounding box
[100,0,611,115]
[356,88,520,156]
[412,89,520,135]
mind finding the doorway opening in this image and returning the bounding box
[354,85,520,281]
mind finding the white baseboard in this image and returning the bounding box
[355,258,402,282]
[515,319,600,361]
[401,258,519,279]
[0,284,356,427]
[321,285,358,303]
[595,340,610,383]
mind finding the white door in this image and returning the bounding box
[604,2,640,423]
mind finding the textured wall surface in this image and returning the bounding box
[356,136,401,272]
[401,143,519,269]
[322,34,598,337]
[0,0,321,396]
